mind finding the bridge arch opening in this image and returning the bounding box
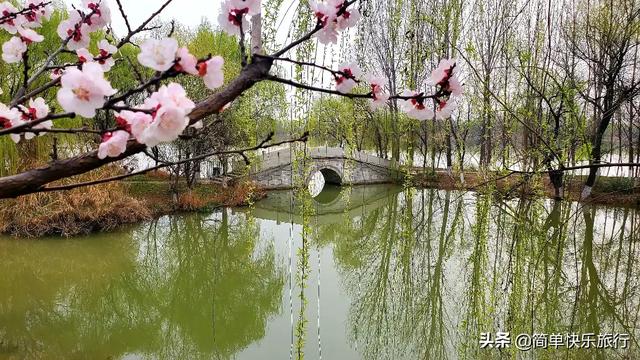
[320,168,342,185]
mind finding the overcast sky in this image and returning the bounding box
[64,0,225,36]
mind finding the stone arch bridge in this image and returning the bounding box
[245,146,401,189]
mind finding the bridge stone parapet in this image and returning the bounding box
[246,146,400,189]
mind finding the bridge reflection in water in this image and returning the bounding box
[248,184,402,225]
[0,186,639,359]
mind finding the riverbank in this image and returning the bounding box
[411,170,640,208]
[0,170,265,238]
[2,168,638,238]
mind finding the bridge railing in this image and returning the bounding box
[250,146,394,173]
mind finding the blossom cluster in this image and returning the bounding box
[334,60,463,119]
[218,0,261,36]
[99,83,196,159]
[310,0,360,44]
[401,59,463,120]
[0,0,230,160]
[0,97,50,143]
[0,0,51,63]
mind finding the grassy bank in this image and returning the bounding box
[411,169,640,208]
[0,169,265,238]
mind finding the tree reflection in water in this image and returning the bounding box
[0,210,284,359]
[0,185,639,359]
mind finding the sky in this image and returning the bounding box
[64,0,225,36]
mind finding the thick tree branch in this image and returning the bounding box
[39,131,308,193]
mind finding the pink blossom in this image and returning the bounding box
[329,0,360,30]
[428,59,457,86]
[138,105,190,147]
[17,97,51,138]
[131,84,195,146]
[435,99,458,120]
[447,76,463,97]
[0,2,23,34]
[175,47,198,75]
[98,130,129,159]
[115,109,153,140]
[335,62,362,94]
[76,48,93,63]
[23,97,50,120]
[97,40,117,71]
[218,0,250,36]
[150,83,196,113]
[2,36,27,63]
[57,11,90,50]
[401,90,434,121]
[56,62,117,118]
[0,103,22,143]
[428,58,464,97]
[50,68,64,80]
[17,27,44,44]
[22,1,52,27]
[199,56,225,90]
[137,37,178,72]
[366,74,389,110]
[315,21,339,44]
[82,0,111,32]
[310,1,339,44]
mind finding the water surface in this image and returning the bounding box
[1,185,639,359]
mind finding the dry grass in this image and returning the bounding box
[144,169,171,180]
[206,180,266,207]
[175,192,209,211]
[0,166,151,237]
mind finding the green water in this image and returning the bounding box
[0,185,639,359]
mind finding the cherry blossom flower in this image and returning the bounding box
[428,59,456,85]
[310,1,339,44]
[57,11,90,50]
[400,90,434,121]
[130,84,195,146]
[137,37,178,72]
[16,97,51,139]
[175,47,198,75]
[329,0,360,30]
[428,58,463,98]
[21,97,50,121]
[2,36,27,63]
[0,103,22,143]
[366,74,389,110]
[0,2,23,34]
[435,99,458,120]
[17,26,44,44]
[138,105,190,147]
[76,48,93,63]
[50,68,64,80]
[115,110,153,140]
[98,130,129,159]
[447,76,463,97]
[218,0,250,36]
[334,62,361,94]
[22,0,53,28]
[150,83,196,113]
[57,62,117,118]
[82,0,111,32]
[199,56,225,90]
[97,39,117,71]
